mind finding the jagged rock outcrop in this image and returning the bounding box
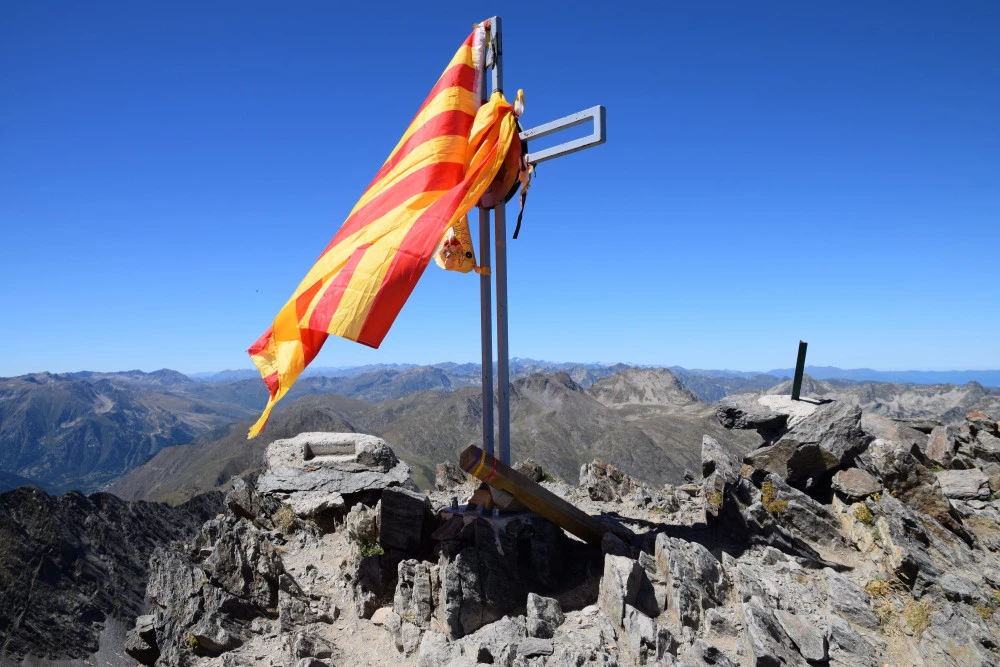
[0,487,221,662]
[110,415,1000,667]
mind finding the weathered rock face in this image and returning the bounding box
[715,394,792,441]
[831,467,882,501]
[936,469,991,500]
[127,481,332,666]
[433,512,588,639]
[745,402,872,489]
[62,418,1000,667]
[0,486,221,661]
[579,459,641,502]
[257,432,415,528]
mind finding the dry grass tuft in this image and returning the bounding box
[903,601,933,636]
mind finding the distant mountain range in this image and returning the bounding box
[109,367,763,504]
[763,365,1000,388]
[189,361,1000,389]
[2,359,998,497]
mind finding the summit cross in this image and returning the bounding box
[476,16,607,466]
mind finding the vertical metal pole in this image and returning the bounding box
[478,22,495,457]
[791,340,808,401]
[490,17,512,466]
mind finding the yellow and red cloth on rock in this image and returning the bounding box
[247,25,518,437]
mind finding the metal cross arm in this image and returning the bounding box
[520,105,607,166]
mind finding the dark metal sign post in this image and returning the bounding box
[791,340,808,401]
[477,16,607,465]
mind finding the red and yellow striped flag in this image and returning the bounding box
[247,23,518,437]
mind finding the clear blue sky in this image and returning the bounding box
[1,1,997,377]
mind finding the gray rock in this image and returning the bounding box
[395,559,439,628]
[451,615,527,666]
[831,468,881,501]
[827,613,877,667]
[871,495,942,594]
[716,394,789,440]
[764,475,844,546]
[258,432,414,505]
[623,604,673,665]
[774,609,827,662]
[656,534,728,630]
[123,628,159,665]
[526,593,564,638]
[516,459,546,483]
[379,488,431,554]
[939,573,980,603]
[598,554,643,628]
[517,637,554,657]
[226,476,282,527]
[293,632,333,659]
[824,569,878,630]
[702,434,742,481]
[926,425,955,466]
[860,412,928,451]
[746,402,871,487]
[295,659,328,667]
[602,531,633,558]
[973,431,1000,463]
[936,469,990,500]
[435,462,467,490]
[580,460,640,502]
[741,596,806,666]
[416,630,453,667]
[677,639,737,667]
[436,514,567,639]
[859,439,974,546]
[401,621,423,656]
[344,502,378,545]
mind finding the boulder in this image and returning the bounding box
[827,613,877,667]
[938,573,980,603]
[858,439,974,545]
[824,568,878,630]
[973,431,1000,463]
[715,394,795,441]
[580,460,640,502]
[622,604,674,665]
[745,402,871,488]
[831,468,881,501]
[860,412,927,451]
[434,462,467,491]
[936,469,990,500]
[677,640,738,667]
[742,596,806,666]
[257,433,414,511]
[655,534,728,630]
[123,629,159,665]
[598,555,644,628]
[379,488,431,555]
[516,459,546,483]
[395,559,439,628]
[436,513,572,639]
[775,609,827,662]
[926,425,955,466]
[968,410,999,437]
[516,637,554,657]
[763,475,845,546]
[526,592,564,638]
[871,495,942,595]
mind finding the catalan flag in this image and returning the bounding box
[247,22,519,437]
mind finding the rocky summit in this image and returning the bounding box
[6,396,1000,665]
[37,398,983,667]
